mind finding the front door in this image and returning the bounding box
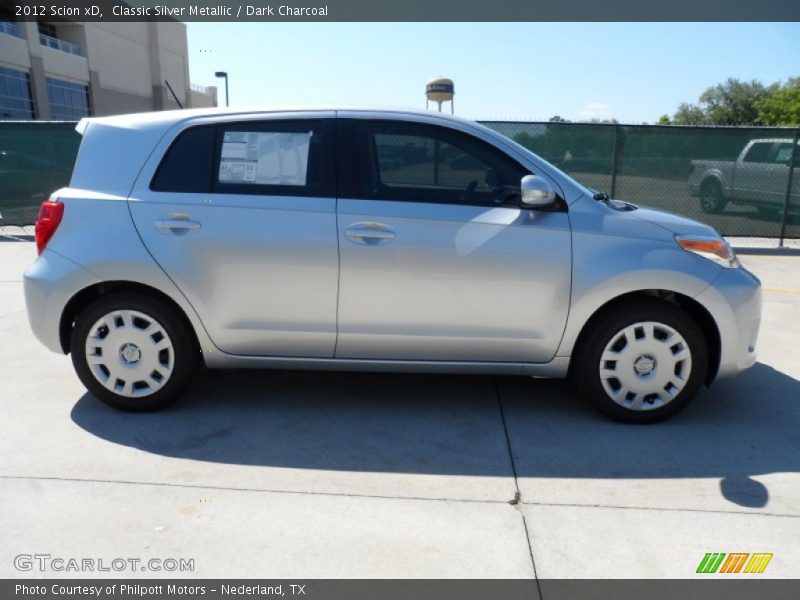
[734,141,789,207]
[334,117,572,362]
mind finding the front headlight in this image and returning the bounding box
[676,235,739,269]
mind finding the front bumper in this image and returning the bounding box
[23,249,100,354]
[695,265,762,380]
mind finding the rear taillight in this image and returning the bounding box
[35,199,64,255]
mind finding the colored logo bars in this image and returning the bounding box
[696,553,773,574]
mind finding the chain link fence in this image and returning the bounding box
[1,120,799,241]
[0,121,81,225]
[485,121,800,241]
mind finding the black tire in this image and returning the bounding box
[571,299,708,424]
[699,180,727,214]
[70,292,198,411]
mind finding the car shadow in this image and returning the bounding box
[70,362,800,508]
[495,362,800,508]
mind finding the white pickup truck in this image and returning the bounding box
[688,138,799,214]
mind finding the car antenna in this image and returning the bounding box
[164,80,184,109]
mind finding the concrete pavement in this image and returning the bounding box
[0,238,798,579]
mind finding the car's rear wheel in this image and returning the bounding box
[70,293,197,411]
[572,300,708,423]
[699,180,727,214]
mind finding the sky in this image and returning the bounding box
[186,22,800,124]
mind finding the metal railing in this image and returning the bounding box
[190,83,211,94]
[0,20,22,38]
[39,33,83,57]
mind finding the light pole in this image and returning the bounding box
[215,71,229,107]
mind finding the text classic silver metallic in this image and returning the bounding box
[23,107,762,422]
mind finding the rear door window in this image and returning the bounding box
[151,119,334,197]
[150,125,215,192]
[214,120,334,197]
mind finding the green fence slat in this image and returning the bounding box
[0,121,81,226]
[1,119,797,239]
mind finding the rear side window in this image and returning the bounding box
[215,120,334,197]
[151,125,215,192]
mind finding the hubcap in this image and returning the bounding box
[633,355,655,376]
[120,343,141,364]
[599,321,692,411]
[84,309,174,398]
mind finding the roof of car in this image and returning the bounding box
[76,105,472,134]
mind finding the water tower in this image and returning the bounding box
[426,77,455,114]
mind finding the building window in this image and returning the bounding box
[37,21,83,55]
[46,77,90,120]
[0,9,22,38]
[38,21,58,39]
[0,66,35,120]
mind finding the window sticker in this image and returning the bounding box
[219,131,312,186]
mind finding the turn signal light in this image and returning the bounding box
[676,235,739,269]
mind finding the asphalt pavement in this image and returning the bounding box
[1,238,798,580]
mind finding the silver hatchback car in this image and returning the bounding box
[24,107,762,422]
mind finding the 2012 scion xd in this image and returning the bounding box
[24,107,762,422]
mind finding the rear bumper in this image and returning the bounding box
[23,249,99,354]
[695,265,762,380]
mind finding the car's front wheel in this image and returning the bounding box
[70,292,197,411]
[572,300,708,423]
[699,180,727,214]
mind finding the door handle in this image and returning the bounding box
[155,213,201,233]
[345,222,396,244]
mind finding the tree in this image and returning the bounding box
[657,114,671,125]
[666,77,799,126]
[672,102,708,125]
[585,118,618,124]
[698,78,775,125]
[549,115,569,123]
[755,79,800,126]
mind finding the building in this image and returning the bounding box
[0,15,217,120]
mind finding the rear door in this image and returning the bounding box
[334,115,572,362]
[129,113,339,357]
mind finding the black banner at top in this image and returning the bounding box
[3,0,800,22]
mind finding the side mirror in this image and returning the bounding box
[520,175,558,208]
